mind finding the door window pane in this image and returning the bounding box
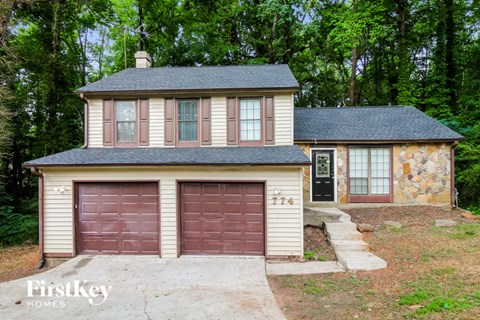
[240,99,261,141]
[178,101,198,142]
[116,101,136,142]
[316,153,330,177]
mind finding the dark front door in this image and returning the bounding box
[312,150,335,201]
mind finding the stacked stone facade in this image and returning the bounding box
[298,142,453,206]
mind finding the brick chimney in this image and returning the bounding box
[135,51,151,68]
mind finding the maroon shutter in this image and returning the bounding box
[264,97,275,145]
[164,98,176,146]
[139,99,149,146]
[200,98,211,145]
[103,99,114,146]
[226,97,237,145]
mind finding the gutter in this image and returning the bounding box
[451,140,459,208]
[23,162,312,168]
[30,167,46,268]
[79,93,88,148]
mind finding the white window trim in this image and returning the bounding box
[310,148,337,203]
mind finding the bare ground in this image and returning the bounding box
[0,245,49,283]
[269,206,480,320]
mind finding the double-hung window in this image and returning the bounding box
[116,101,137,144]
[177,100,199,146]
[239,99,261,145]
[349,147,391,202]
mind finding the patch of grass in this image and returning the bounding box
[399,289,431,305]
[304,246,332,261]
[280,276,298,289]
[399,276,480,317]
[432,267,455,276]
[304,250,315,260]
[302,279,325,295]
[421,248,454,262]
[447,224,480,240]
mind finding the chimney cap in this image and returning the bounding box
[135,51,151,68]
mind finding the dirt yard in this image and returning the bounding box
[0,245,48,282]
[269,206,480,320]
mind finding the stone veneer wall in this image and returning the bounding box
[297,142,453,206]
[393,143,452,205]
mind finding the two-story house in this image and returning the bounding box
[25,51,463,262]
[24,52,310,260]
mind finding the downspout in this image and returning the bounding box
[451,141,459,208]
[79,93,89,148]
[30,167,46,268]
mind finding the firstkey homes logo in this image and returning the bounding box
[26,280,112,308]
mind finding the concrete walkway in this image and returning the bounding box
[0,256,286,320]
[311,208,387,271]
[266,261,344,275]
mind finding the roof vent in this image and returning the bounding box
[134,51,151,68]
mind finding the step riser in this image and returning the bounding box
[332,244,369,252]
[325,225,357,232]
[328,233,363,241]
[336,251,387,271]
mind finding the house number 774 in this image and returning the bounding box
[272,197,294,205]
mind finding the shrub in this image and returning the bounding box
[0,205,38,246]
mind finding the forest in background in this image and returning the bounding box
[0,0,479,245]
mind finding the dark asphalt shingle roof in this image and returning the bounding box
[75,64,298,93]
[24,146,310,167]
[294,106,463,141]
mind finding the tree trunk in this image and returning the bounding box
[395,0,409,105]
[445,0,456,111]
[349,46,358,106]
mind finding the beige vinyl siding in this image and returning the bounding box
[87,99,104,147]
[88,94,294,147]
[149,98,164,147]
[274,95,294,145]
[211,97,227,146]
[42,166,303,257]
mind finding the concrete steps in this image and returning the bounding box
[315,209,387,271]
[324,222,357,232]
[327,230,363,241]
[336,251,387,271]
[330,240,369,252]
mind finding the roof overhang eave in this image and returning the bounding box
[74,86,299,95]
[293,138,464,144]
[23,162,311,168]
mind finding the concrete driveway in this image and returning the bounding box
[0,256,286,320]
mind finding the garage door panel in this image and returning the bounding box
[181,182,264,256]
[77,182,159,255]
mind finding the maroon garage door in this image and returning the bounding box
[181,182,265,256]
[77,183,159,255]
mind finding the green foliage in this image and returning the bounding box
[304,250,315,260]
[399,289,431,305]
[446,224,480,240]
[0,0,479,230]
[0,205,38,247]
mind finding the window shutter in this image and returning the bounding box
[139,99,149,146]
[226,97,237,145]
[200,98,211,145]
[102,99,114,146]
[164,98,176,146]
[264,97,275,145]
